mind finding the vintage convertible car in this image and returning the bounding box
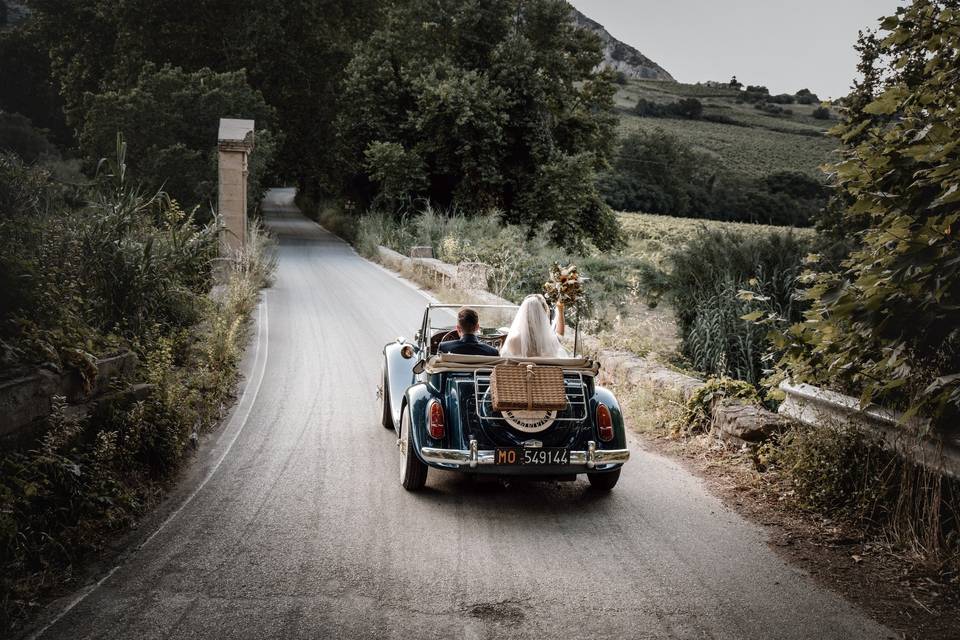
[378,303,630,491]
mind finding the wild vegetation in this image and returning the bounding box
[0,142,274,631]
[335,0,619,250]
[768,2,960,432]
[600,129,828,226]
[80,64,279,215]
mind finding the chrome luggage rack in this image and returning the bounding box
[472,370,589,423]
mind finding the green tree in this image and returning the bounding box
[0,23,68,143]
[778,0,960,428]
[336,0,619,250]
[80,65,277,212]
[26,0,378,192]
[599,129,701,215]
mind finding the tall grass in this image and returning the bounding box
[644,228,809,384]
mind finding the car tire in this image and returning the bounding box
[379,363,393,430]
[587,469,621,491]
[399,407,428,491]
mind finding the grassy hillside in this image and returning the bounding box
[613,79,838,179]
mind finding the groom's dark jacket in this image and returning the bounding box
[439,333,499,356]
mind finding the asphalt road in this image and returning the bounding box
[25,190,892,640]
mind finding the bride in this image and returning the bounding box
[501,294,568,358]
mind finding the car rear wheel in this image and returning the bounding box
[379,363,393,429]
[399,407,428,491]
[587,469,621,491]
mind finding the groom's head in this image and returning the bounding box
[457,307,480,336]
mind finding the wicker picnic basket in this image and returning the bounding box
[490,363,567,412]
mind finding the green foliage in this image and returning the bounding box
[777,1,960,429]
[0,136,218,366]
[600,129,827,226]
[0,112,57,163]
[811,106,831,120]
[27,0,378,193]
[767,423,895,518]
[352,204,647,318]
[645,229,809,384]
[363,142,427,211]
[336,0,620,250]
[601,129,700,215]
[633,97,704,120]
[795,88,820,105]
[675,376,760,435]
[0,24,68,144]
[767,422,960,564]
[0,140,274,631]
[80,64,278,212]
[740,85,770,103]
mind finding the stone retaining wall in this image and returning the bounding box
[0,351,139,438]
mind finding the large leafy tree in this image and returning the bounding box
[337,0,619,250]
[25,0,377,189]
[778,0,960,429]
[80,65,278,211]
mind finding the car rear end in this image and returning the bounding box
[419,369,629,477]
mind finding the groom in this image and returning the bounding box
[439,307,500,356]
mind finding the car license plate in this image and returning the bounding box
[495,448,569,466]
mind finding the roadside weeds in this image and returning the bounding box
[617,380,960,640]
[0,222,275,636]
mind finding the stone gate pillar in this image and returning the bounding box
[217,118,255,256]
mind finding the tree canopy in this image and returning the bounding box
[80,64,278,211]
[24,0,378,188]
[335,0,620,250]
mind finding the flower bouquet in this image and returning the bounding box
[542,263,583,337]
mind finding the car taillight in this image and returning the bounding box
[428,400,445,439]
[596,404,614,442]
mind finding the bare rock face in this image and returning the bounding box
[570,7,674,81]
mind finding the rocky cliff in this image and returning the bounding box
[572,7,674,81]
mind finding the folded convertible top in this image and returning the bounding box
[424,353,600,376]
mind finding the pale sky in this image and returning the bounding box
[569,0,905,99]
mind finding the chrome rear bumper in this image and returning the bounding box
[420,439,629,469]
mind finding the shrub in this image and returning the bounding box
[600,129,701,215]
[811,106,831,120]
[795,88,819,105]
[600,132,826,227]
[674,376,760,434]
[741,85,770,103]
[769,423,895,519]
[0,112,57,163]
[632,98,702,120]
[0,144,274,632]
[768,93,796,104]
[645,229,809,384]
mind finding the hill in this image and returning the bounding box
[571,7,674,81]
[613,78,838,179]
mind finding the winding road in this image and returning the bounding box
[25,190,891,640]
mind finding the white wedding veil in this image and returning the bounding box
[501,294,568,358]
